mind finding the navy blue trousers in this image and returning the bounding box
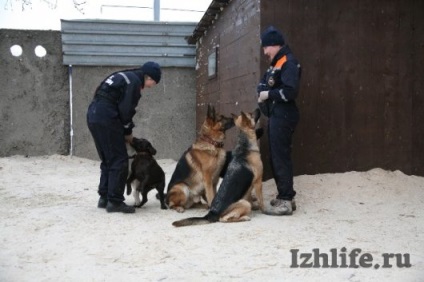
[268,106,299,200]
[87,100,128,204]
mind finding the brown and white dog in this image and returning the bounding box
[172,109,264,227]
[166,105,235,213]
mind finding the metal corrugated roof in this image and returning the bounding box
[186,0,231,44]
[60,19,197,67]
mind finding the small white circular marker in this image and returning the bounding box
[10,45,23,57]
[34,45,47,57]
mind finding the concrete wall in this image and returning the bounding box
[71,66,196,160]
[0,29,196,161]
[0,29,69,156]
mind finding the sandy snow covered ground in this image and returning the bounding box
[0,154,423,281]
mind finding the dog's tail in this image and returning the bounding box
[172,213,218,227]
[172,217,210,227]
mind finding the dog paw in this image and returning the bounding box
[175,207,185,213]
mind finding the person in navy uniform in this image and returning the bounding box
[87,62,161,213]
[257,26,301,215]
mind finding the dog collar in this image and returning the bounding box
[200,136,224,148]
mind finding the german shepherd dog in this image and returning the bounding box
[126,137,167,209]
[172,109,264,227]
[166,105,235,213]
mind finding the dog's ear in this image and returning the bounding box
[233,112,243,126]
[207,104,217,124]
[241,111,253,127]
[207,104,212,118]
[148,143,157,156]
[207,104,215,121]
[130,137,140,150]
[231,113,238,123]
[212,106,216,121]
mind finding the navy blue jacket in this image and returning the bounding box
[95,70,145,135]
[257,45,301,117]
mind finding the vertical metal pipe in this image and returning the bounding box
[154,0,160,21]
[69,65,74,156]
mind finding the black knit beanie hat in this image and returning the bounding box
[141,61,161,83]
[260,26,285,47]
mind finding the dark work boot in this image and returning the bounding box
[106,202,135,213]
[98,197,108,209]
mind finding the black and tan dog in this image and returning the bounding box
[172,109,264,227]
[127,137,167,209]
[166,105,235,213]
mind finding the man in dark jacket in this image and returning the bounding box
[257,26,301,215]
[87,62,161,213]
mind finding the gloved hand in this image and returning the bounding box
[124,134,133,144]
[258,91,269,102]
[257,83,268,93]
